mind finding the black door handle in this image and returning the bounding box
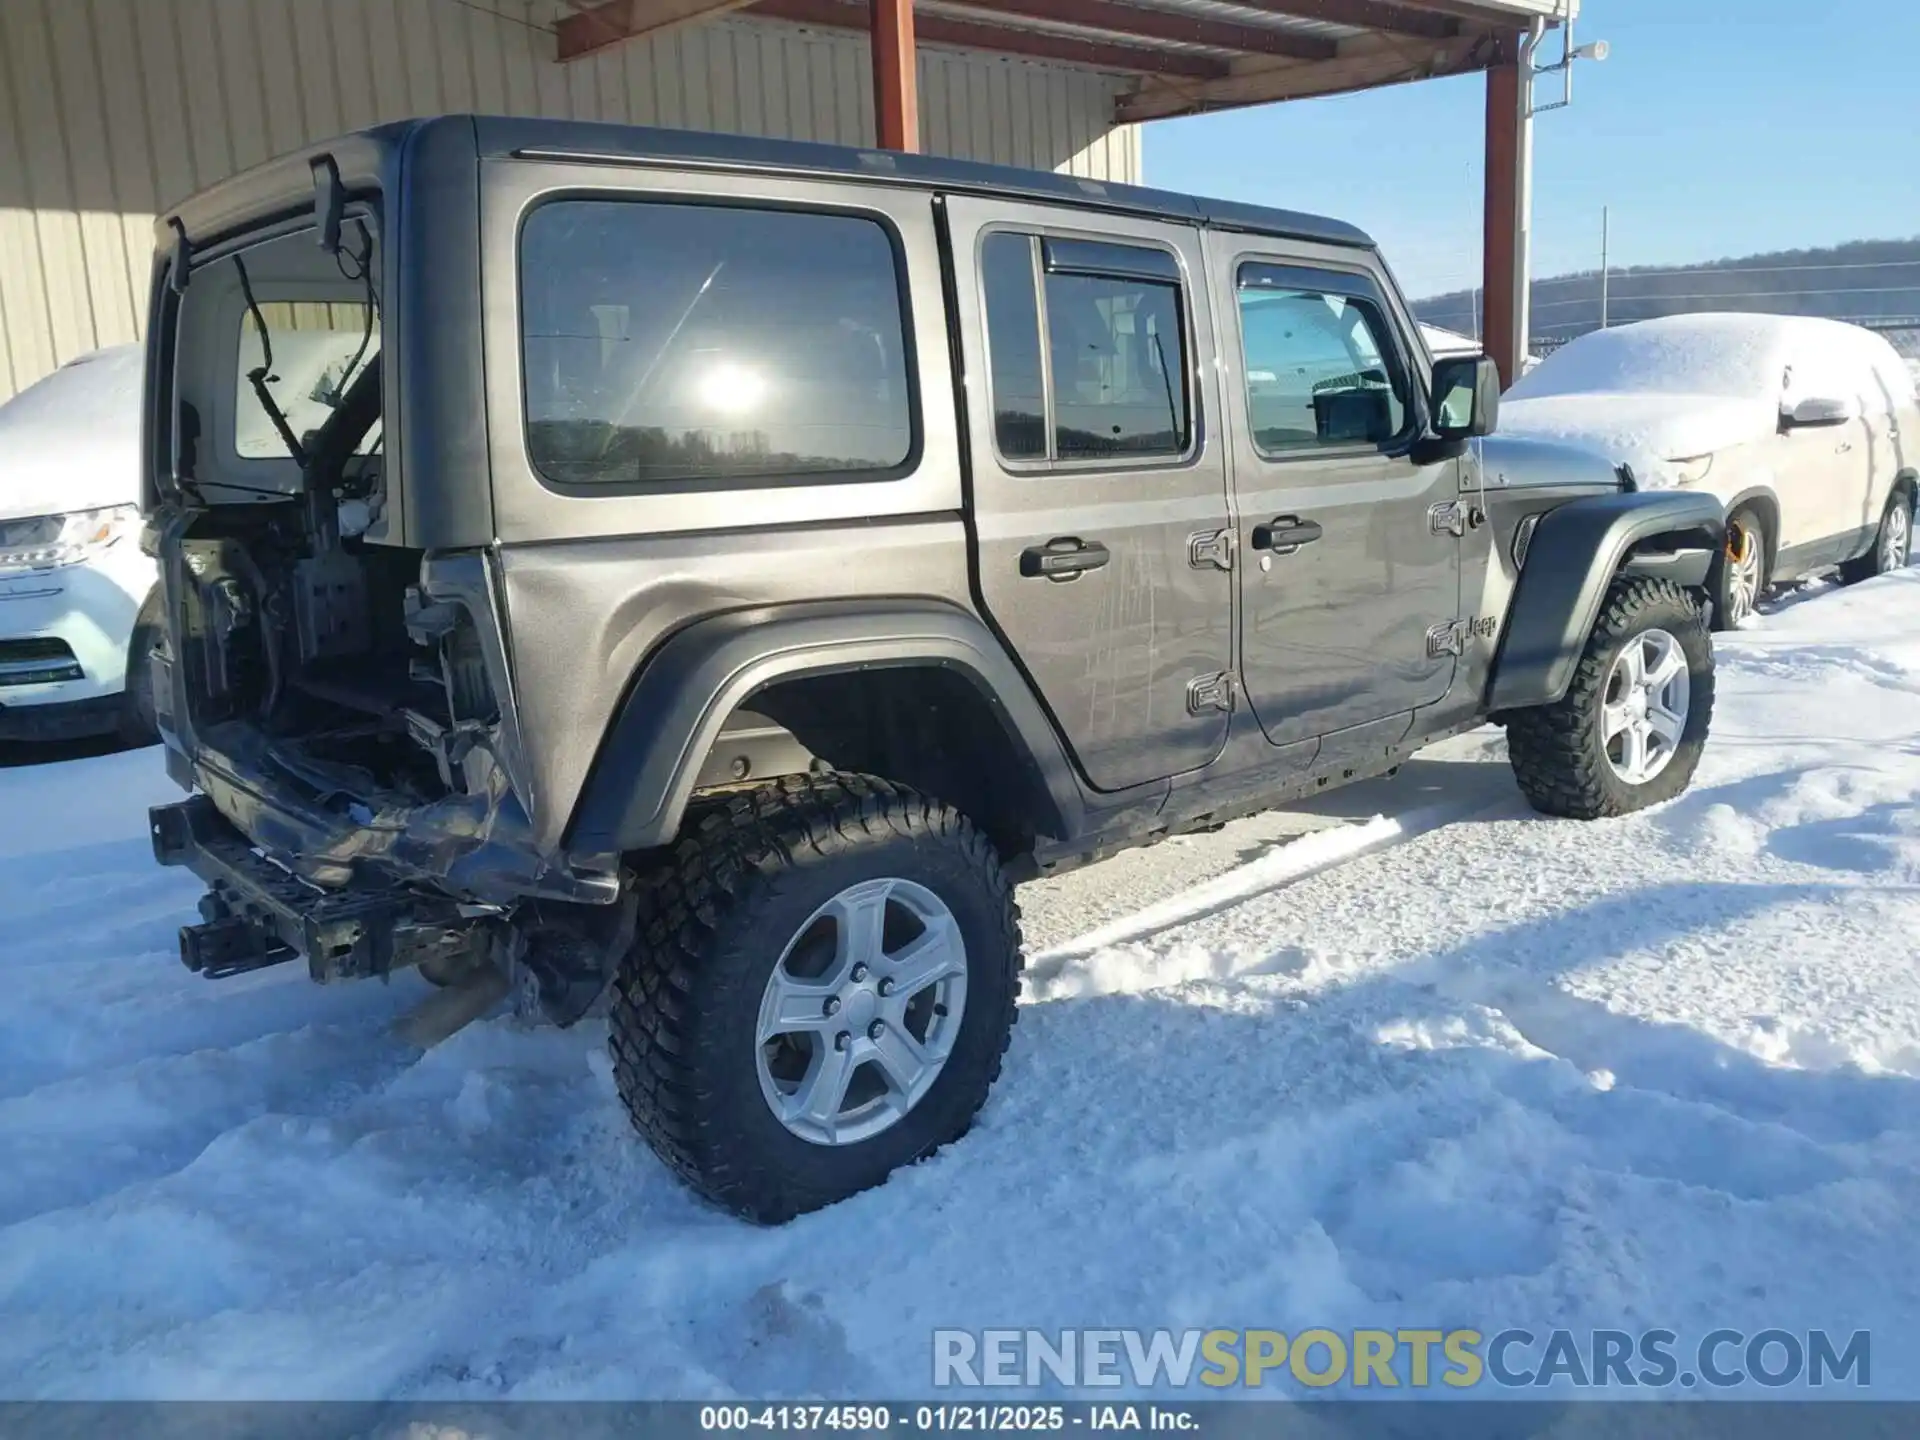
[1251,517,1323,552]
[1020,538,1111,580]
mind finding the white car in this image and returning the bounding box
[0,345,161,742]
[1499,313,1918,627]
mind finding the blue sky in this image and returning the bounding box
[1142,0,1920,302]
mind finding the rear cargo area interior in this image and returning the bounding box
[161,216,495,808]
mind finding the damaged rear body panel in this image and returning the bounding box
[144,118,618,999]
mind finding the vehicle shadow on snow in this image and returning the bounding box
[1280,752,1528,824]
[0,732,148,769]
[1210,751,1534,874]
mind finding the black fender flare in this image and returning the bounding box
[1488,490,1724,712]
[563,599,1085,854]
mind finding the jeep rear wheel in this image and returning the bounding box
[610,774,1022,1223]
[1505,577,1714,819]
[1840,488,1913,584]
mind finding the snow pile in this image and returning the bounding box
[1500,313,1914,487]
[6,574,1920,1399]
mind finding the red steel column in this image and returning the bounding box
[1482,42,1532,388]
[872,0,920,152]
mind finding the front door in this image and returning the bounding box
[1208,238,1463,747]
[943,196,1233,793]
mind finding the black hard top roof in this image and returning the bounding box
[158,115,1373,254]
[475,115,1374,250]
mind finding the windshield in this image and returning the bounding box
[1508,315,1795,404]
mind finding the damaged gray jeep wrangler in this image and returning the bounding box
[142,116,1724,1222]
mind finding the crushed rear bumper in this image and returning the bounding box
[151,794,483,981]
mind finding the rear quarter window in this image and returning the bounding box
[519,199,916,488]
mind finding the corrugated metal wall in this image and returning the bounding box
[0,0,1140,401]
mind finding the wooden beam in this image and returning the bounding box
[748,0,1232,78]
[557,0,757,61]
[1219,0,1458,42]
[1481,52,1531,387]
[1116,26,1503,121]
[1413,0,1567,22]
[948,0,1336,61]
[872,0,919,150]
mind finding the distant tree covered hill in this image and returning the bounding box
[1413,236,1920,351]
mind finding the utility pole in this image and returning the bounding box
[1599,206,1611,329]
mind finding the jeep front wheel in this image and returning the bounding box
[610,774,1022,1223]
[1505,577,1714,819]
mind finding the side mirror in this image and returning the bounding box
[1431,354,1500,440]
[1782,395,1855,429]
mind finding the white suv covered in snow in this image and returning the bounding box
[0,346,162,742]
[1499,313,1918,627]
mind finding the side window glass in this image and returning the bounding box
[1236,271,1408,455]
[520,200,913,487]
[978,229,1192,466]
[980,232,1047,460]
[1046,272,1188,459]
[235,301,381,459]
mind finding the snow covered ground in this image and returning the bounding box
[4,573,1920,1400]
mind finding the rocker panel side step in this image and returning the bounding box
[151,795,464,983]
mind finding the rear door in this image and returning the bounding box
[1207,235,1462,747]
[1778,346,1875,564]
[1848,344,1909,546]
[943,196,1232,793]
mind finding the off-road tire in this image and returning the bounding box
[1839,487,1914,585]
[118,588,164,746]
[1706,503,1769,632]
[609,773,1022,1224]
[1505,577,1714,820]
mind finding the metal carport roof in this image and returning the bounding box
[559,0,1579,121]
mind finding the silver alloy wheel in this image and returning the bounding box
[755,876,968,1146]
[1883,500,1912,571]
[1601,628,1691,786]
[1723,522,1762,625]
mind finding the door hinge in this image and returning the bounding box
[1186,671,1235,715]
[1426,620,1468,658]
[1187,528,1234,571]
[1428,500,1468,538]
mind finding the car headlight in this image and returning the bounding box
[0,504,141,572]
[1671,454,1715,485]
